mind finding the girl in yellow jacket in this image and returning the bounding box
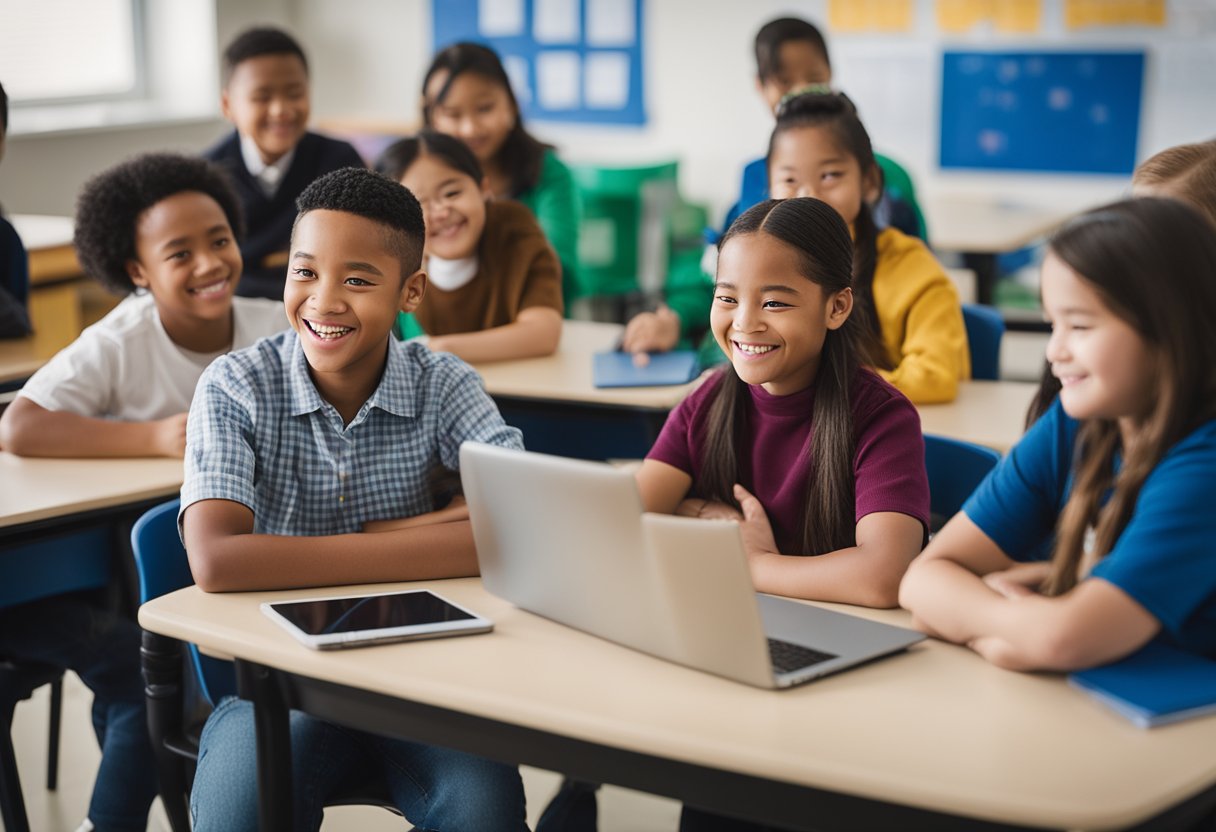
[768,91,969,403]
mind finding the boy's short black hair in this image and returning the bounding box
[294,167,425,276]
[74,153,244,296]
[0,80,8,133]
[221,26,309,87]
[754,17,831,82]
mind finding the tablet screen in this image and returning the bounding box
[268,591,475,636]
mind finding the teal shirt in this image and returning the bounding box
[517,149,582,304]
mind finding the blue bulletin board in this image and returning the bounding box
[940,51,1145,175]
[432,0,646,126]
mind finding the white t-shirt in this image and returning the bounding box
[19,293,287,421]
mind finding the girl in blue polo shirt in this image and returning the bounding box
[900,197,1216,670]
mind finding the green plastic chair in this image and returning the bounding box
[875,153,928,241]
[569,161,680,301]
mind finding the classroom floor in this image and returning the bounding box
[8,672,682,831]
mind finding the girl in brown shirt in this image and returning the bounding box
[376,130,562,363]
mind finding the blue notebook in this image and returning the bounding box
[593,350,700,388]
[1069,642,1216,729]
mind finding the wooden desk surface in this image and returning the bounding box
[473,320,698,409]
[917,380,1037,453]
[140,578,1216,830]
[0,452,182,529]
[13,214,80,285]
[927,197,1076,254]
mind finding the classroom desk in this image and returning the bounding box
[926,196,1076,310]
[0,452,182,540]
[139,578,1216,832]
[472,320,698,460]
[917,379,1038,454]
[0,283,82,387]
[12,214,80,285]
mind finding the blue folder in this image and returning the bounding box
[592,350,700,388]
[1069,642,1216,729]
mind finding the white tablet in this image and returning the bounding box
[261,589,493,650]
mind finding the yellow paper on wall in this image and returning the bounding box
[994,0,1041,32]
[937,0,991,33]
[830,0,914,33]
[1065,0,1165,29]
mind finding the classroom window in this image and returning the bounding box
[0,0,142,104]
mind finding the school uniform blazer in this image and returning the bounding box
[203,130,365,300]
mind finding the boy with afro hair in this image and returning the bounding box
[0,152,286,457]
[181,167,528,830]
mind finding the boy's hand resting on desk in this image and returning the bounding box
[621,305,681,366]
[362,497,469,533]
[152,413,189,458]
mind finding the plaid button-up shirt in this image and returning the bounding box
[181,330,522,536]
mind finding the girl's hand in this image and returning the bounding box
[733,484,779,559]
[675,498,743,522]
[982,561,1052,600]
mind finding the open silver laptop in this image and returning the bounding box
[460,442,924,689]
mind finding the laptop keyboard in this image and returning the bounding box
[767,638,838,674]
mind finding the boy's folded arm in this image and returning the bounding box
[0,397,186,458]
[428,307,562,363]
[183,499,480,593]
[363,499,470,533]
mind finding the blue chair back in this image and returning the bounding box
[130,499,235,705]
[962,303,1005,381]
[924,434,1001,531]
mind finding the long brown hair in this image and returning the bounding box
[1131,140,1216,228]
[767,91,888,370]
[700,198,865,556]
[1044,198,1216,595]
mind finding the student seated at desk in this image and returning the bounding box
[422,41,581,305]
[0,152,281,832]
[376,129,563,362]
[0,80,32,337]
[635,198,930,832]
[203,26,364,300]
[622,16,922,364]
[900,198,1216,671]
[0,153,285,457]
[180,168,528,831]
[1025,139,1216,427]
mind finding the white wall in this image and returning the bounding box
[294,0,1216,221]
[3,0,1213,221]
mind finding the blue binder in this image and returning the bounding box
[593,350,699,388]
[1069,642,1216,729]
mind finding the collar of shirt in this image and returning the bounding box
[285,333,418,423]
[239,133,296,198]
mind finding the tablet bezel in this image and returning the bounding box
[260,589,493,650]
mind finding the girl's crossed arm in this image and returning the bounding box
[899,513,1160,671]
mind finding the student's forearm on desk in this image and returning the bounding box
[428,308,562,363]
[0,398,185,457]
[900,560,1160,670]
[184,501,479,592]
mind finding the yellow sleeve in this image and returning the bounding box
[872,230,971,404]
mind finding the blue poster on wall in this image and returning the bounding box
[940,51,1144,175]
[432,0,646,126]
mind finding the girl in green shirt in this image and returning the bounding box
[422,42,581,304]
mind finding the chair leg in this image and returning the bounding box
[47,676,62,791]
[0,696,32,832]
